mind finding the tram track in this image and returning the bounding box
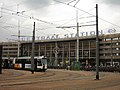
[0,69,120,90]
[0,70,56,83]
[0,69,95,87]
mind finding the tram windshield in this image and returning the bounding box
[41,58,47,65]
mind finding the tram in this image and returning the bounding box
[13,56,47,71]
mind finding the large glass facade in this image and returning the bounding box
[21,39,97,67]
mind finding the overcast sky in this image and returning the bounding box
[0,0,120,42]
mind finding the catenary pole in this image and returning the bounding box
[96,4,99,80]
[17,4,20,57]
[76,10,79,62]
[17,20,20,57]
[31,22,35,74]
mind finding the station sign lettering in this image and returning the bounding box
[20,28,117,41]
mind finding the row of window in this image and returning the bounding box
[23,41,96,52]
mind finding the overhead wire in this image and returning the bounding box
[54,0,95,16]
[73,0,80,7]
[0,2,77,40]
[0,7,55,25]
[0,1,82,36]
[19,3,94,32]
[54,0,120,29]
[67,0,77,5]
[1,0,120,29]
[0,1,94,39]
[0,7,54,29]
[1,0,115,40]
[57,7,95,27]
[1,0,79,25]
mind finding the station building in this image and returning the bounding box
[1,33,120,68]
[1,42,19,58]
[21,33,120,67]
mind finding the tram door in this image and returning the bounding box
[4,59,9,69]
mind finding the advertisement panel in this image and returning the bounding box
[25,64,31,69]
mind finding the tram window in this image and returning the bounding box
[16,59,21,63]
[25,59,31,63]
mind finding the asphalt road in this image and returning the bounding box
[0,69,120,90]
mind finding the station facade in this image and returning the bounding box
[1,33,120,68]
[20,33,120,67]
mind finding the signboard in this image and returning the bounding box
[20,28,118,41]
[25,64,31,69]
